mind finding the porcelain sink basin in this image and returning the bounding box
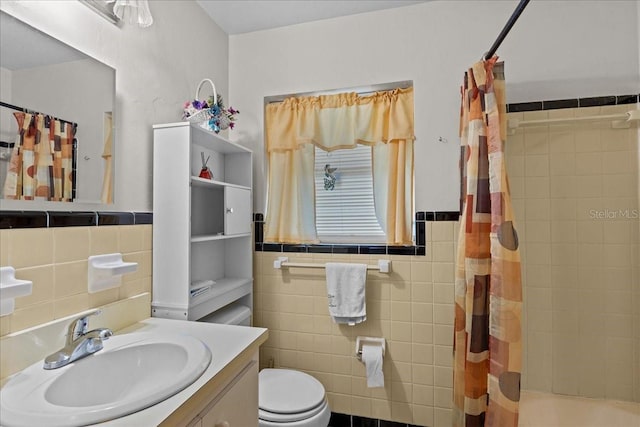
[0,332,212,427]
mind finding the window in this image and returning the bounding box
[314,145,385,243]
[264,85,414,245]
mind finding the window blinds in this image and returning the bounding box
[314,145,386,243]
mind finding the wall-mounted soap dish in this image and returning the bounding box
[88,253,138,293]
[0,267,33,316]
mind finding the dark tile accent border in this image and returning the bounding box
[283,244,308,253]
[508,93,639,113]
[0,211,48,229]
[329,412,425,427]
[255,211,460,256]
[98,212,134,226]
[133,212,153,225]
[331,245,359,254]
[308,245,333,254]
[579,96,616,107]
[617,94,639,105]
[0,211,152,229]
[543,98,578,110]
[359,245,386,255]
[48,211,97,227]
[507,101,542,113]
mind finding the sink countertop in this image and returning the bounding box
[99,317,268,426]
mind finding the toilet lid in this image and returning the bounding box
[259,369,326,414]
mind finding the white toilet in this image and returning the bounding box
[258,369,331,427]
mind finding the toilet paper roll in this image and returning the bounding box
[362,344,384,388]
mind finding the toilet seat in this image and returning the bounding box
[259,369,328,424]
[259,398,328,423]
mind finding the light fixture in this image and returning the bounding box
[106,0,153,28]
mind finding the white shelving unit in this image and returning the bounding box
[152,122,253,322]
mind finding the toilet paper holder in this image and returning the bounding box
[355,336,386,361]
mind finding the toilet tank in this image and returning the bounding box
[199,304,252,326]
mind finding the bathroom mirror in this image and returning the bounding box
[0,10,115,206]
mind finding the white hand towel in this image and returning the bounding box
[325,262,367,325]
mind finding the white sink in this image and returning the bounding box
[0,332,212,427]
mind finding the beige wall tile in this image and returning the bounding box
[549,152,575,176]
[89,288,120,308]
[141,225,153,251]
[53,227,90,263]
[10,302,54,332]
[8,228,53,269]
[525,177,550,199]
[90,226,119,255]
[53,293,90,319]
[522,128,549,154]
[54,261,88,298]
[0,230,9,266]
[410,261,431,283]
[603,174,636,197]
[412,404,434,427]
[119,225,144,253]
[575,152,603,175]
[13,265,54,309]
[574,129,602,152]
[550,176,576,198]
[601,128,633,152]
[525,154,549,177]
[549,131,575,153]
[0,315,10,336]
[431,222,454,242]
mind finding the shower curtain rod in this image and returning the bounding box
[0,101,76,127]
[484,0,531,60]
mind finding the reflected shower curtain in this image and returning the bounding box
[3,112,76,201]
[453,57,522,427]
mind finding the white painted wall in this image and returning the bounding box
[0,0,229,211]
[229,0,640,212]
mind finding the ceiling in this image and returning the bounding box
[196,0,429,35]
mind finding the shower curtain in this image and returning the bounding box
[453,57,522,427]
[3,112,76,201]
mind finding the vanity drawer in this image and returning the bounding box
[199,360,259,427]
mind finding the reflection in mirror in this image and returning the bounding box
[0,11,115,205]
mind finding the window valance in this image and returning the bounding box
[266,87,414,153]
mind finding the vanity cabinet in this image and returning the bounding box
[152,122,253,322]
[191,361,258,427]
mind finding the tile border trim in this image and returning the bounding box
[254,211,459,256]
[0,211,153,229]
[507,93,639,113]
[330,411,424,427]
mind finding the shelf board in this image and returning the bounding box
[190,176,251,191]
[191,233,251,243]
[188,277,252,320]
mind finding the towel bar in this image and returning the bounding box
[273,257,391,273]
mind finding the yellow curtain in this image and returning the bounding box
[264,87,414,244]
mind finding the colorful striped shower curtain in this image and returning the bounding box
[3,112,76,201]
[453,57,523,427]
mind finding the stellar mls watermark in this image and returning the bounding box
[589,208,639,220]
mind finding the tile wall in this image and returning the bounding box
[253,220,458,426]
[0,215,152,337]
[505,103,640,402]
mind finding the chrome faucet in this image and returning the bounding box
[43,310,113,370]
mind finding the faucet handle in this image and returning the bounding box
[67,309,102,343]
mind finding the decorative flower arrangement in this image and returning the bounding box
[182,94,239,134]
